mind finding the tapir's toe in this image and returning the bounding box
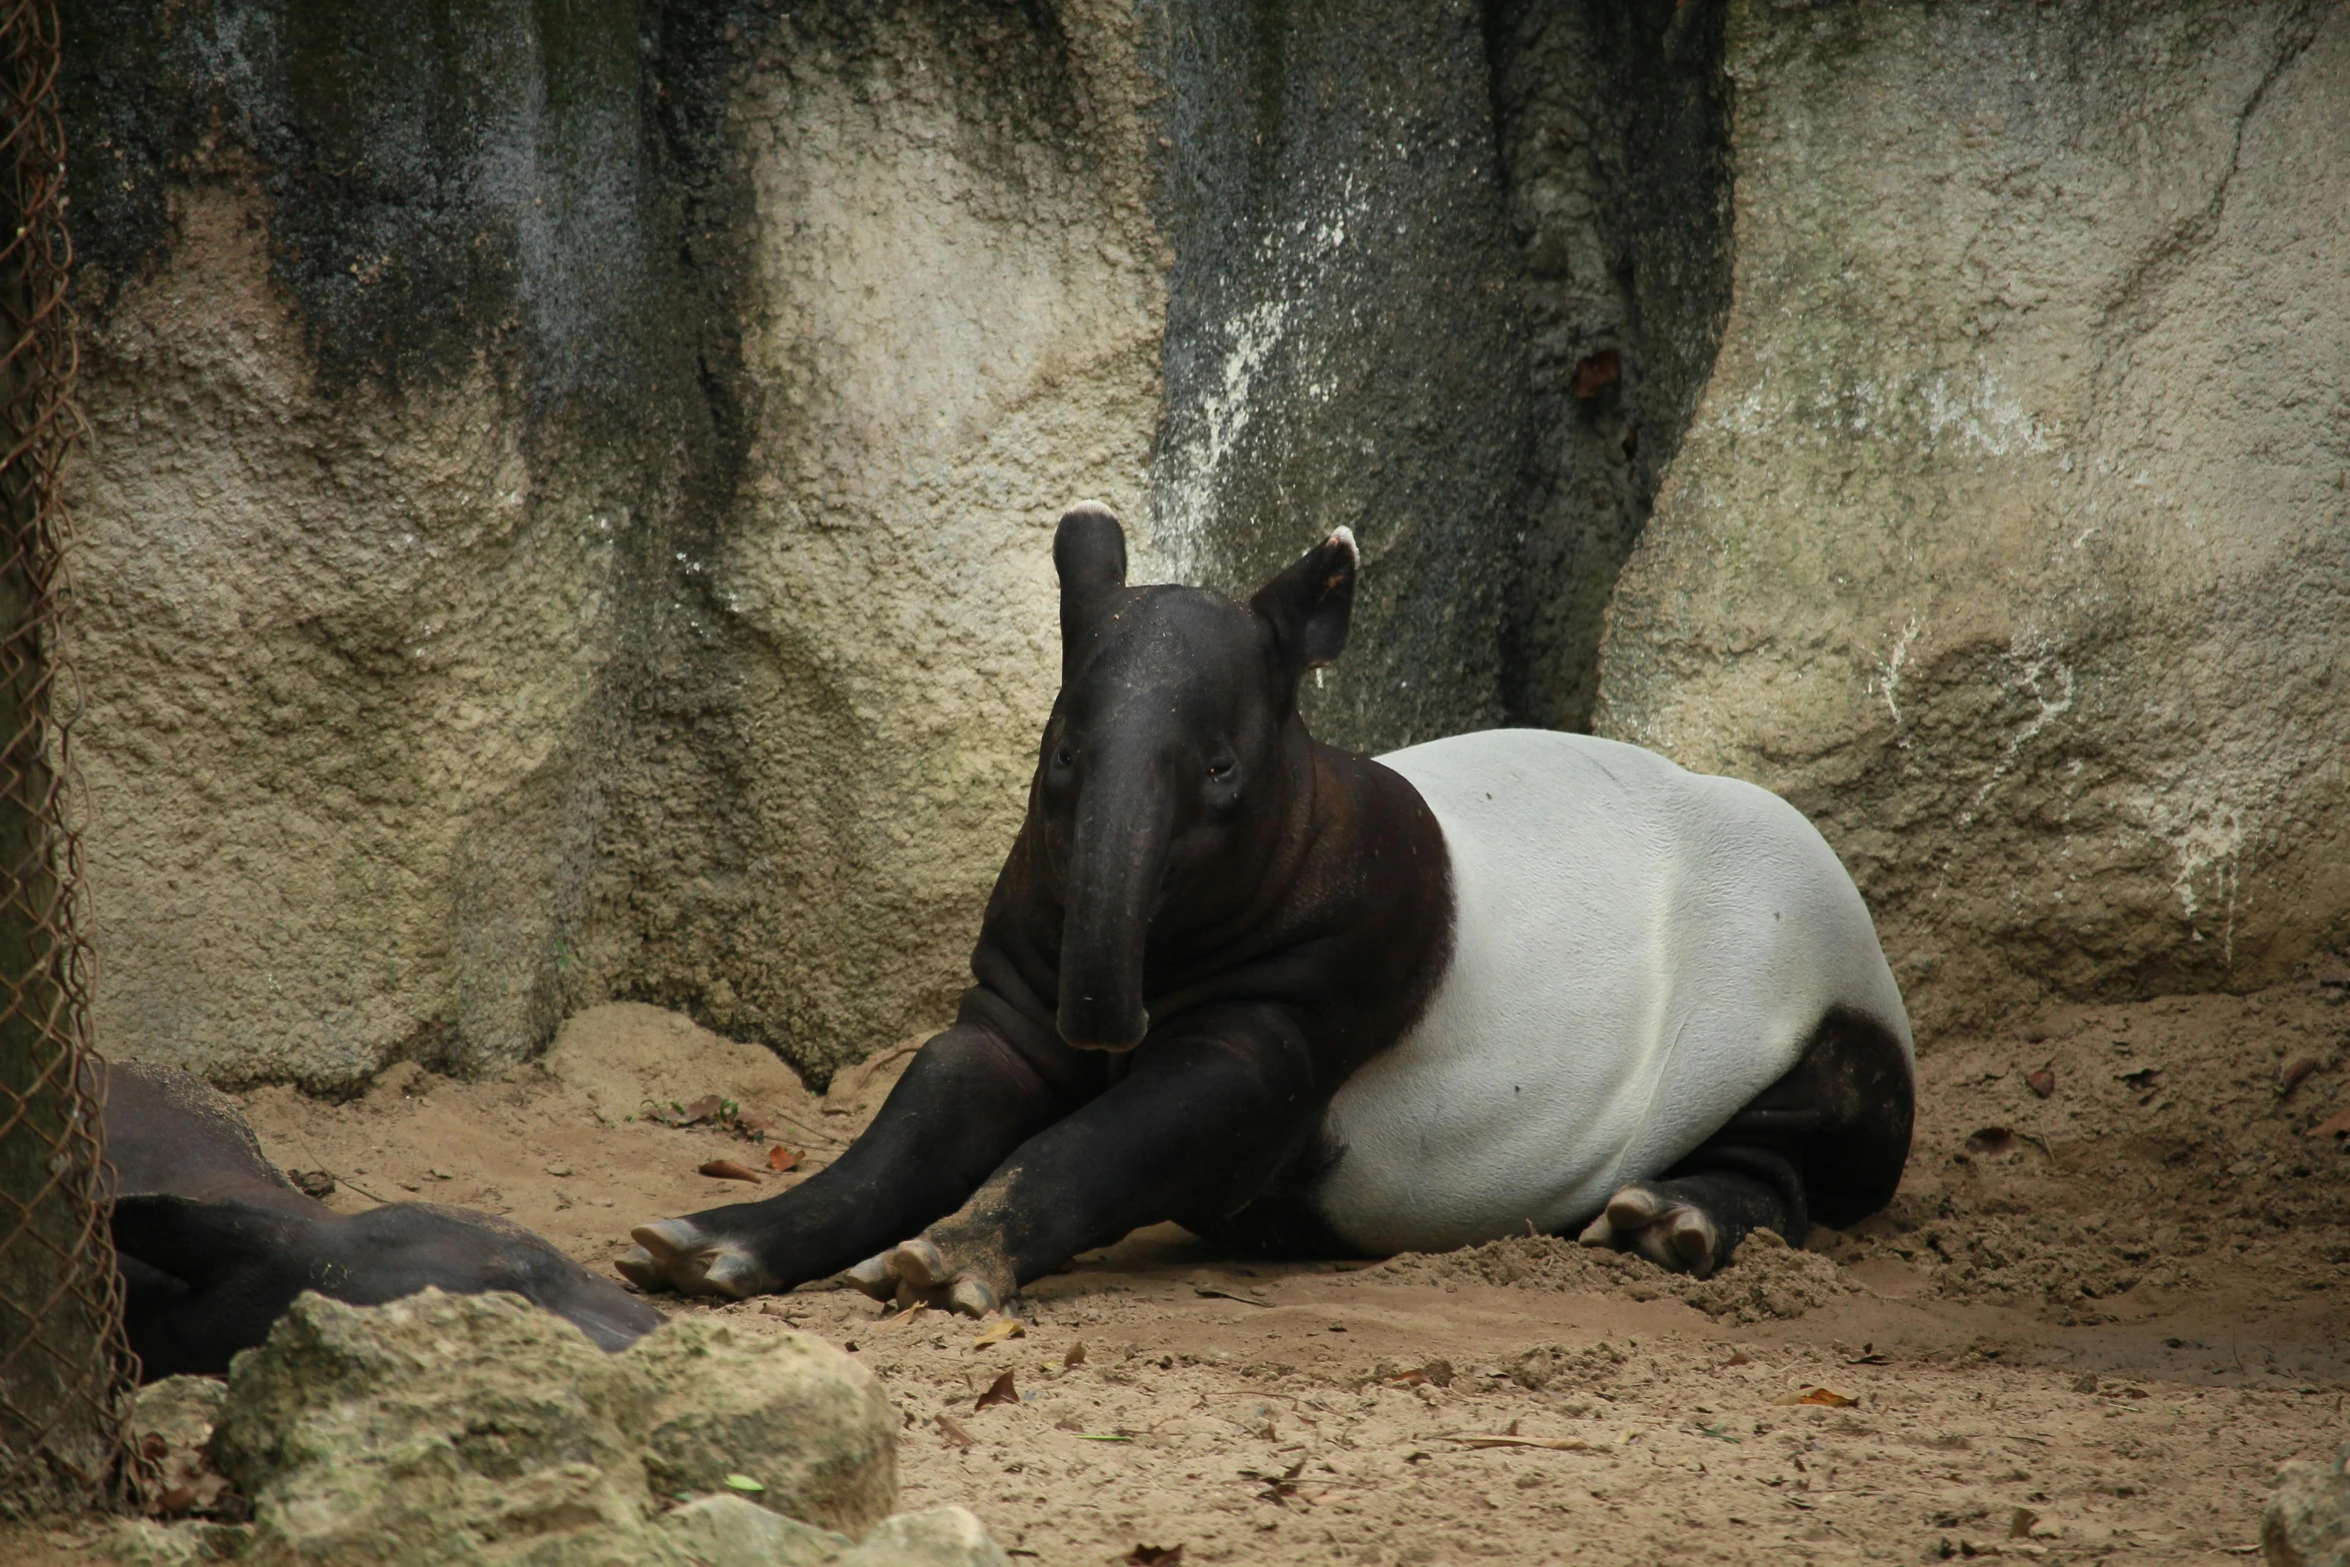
[888,1236,952,1293]
[614,1244,665,1291]
[1605,1186,1668,1233]
[846,1252,897,1301]
[1666,1208,1720,1277]
[948,1278,999,1317]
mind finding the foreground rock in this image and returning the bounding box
[108,1289,1009,1566]
[2267,1443,2350,1567]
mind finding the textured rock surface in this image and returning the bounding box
[658,1496,851,1567]
[61,0,2350,1087]
[203,1288,894,1562]
[838,1508,1011,1567]
[2267,1443,2350,1567]
[1148,0,1529,751]
[61,2,1161,1088]
[1597,0,2350,1034]
[212,1290,665,1564]
[632,1319,897,1538]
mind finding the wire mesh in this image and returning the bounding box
[0,0,140,1519]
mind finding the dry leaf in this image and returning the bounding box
[2009,1507,2040,1539]
[767,1144,802,1173]
[1964,1127,2015,1156]
[2026,1068,2056,1098]
[1772,1385,1858,1407]
[698,1159,763,1183]
[2279,1058,2321,1098]
[974,1370,1020,1412]
[733,1108,772,1137]
[2307,1110,2350,1140]
[878,1305,928,1331]
[1241,1457,1308,1506]
[935,1413,975,1447]
[1123,1547,1184,1567]
[1063,1341,1088,1367]
[973,1317,1027,1349]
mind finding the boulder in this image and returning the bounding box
[656,1496,851,1567]
[210,1289,668,1566]
[199,1289,895,1565]
[1596,1,2350,1034]
[839,1509,1012,1567]
[631,1319,897,1538]
[2267,1443,2350,1567]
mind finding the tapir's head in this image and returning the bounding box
[1042,503,1356,1050]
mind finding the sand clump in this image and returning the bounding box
[1370,1227,1857,1325]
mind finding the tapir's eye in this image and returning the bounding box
[1207,758,1235,782]
[1054,745,1075,769]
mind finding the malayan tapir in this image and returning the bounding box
[105,1061,663,1377]
[619,506,1914,1314]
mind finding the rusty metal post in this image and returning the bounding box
[0,0,136,1519]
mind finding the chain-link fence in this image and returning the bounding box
[0,0,139,1520]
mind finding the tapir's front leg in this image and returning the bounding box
[619,1022,1074,1298]
[863,1007,1319,1315]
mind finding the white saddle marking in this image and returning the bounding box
[1314,729,1912,1255]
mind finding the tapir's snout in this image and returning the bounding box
[1056,741,1169,1054]
[1057,990,1150,1052]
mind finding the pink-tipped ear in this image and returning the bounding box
[1055,503,1128,680]
[1251,526,1358,679]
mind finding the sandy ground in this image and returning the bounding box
[15,976,2350,1565]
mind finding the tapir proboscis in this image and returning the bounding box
[105,1061,662,1377]
[620,506,1915,1314]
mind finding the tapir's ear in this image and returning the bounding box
[1055,502,1128,680]
[1251,526,1357,683]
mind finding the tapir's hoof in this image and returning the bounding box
[615,1245,664,1291]
[858,1234,1010,1318]
[1584,1184,1725,1280]
[623,1218,771,1299]
[889,1236,951,1291]
[846,1252,896,1301]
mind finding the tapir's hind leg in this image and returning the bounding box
[1579,1007,1913,1278]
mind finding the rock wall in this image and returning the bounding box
[64,0,1722,1087]
[1596,0,2350,1034]
[63,1,1162,1088]
[61,0,2347,1087]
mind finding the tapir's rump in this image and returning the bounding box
[1314,729,1913,1256]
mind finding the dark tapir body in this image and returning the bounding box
[106,1062,662,1377]
[621,507,1914,1312]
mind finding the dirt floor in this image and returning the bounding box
[17,975,2350,1565]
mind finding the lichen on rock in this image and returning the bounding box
[631,1318,897,1538]
[175,1288,902,1566]
[2265,1442,2350,1567]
